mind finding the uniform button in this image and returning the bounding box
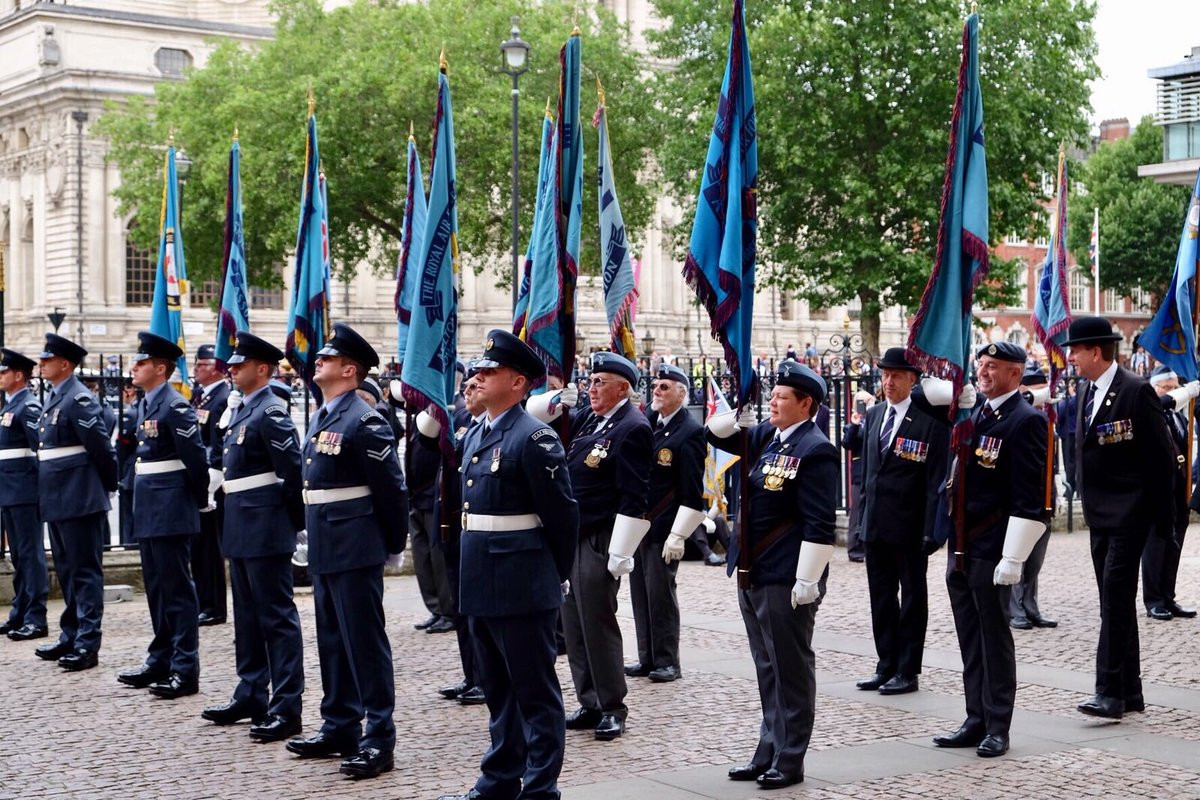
[224,448,229,454]
[463,502,470,510]
[223,467,228,473]
[471,456,478,463]
[466,479,473,487]
[306,458,312,465]
[304,480,310,487]
[136,457,142,463]
[40,427,45,432]
[311,437,317,443]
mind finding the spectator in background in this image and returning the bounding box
[804,343,818,370]
[1129,344,1150,378]
[785,344,798,361]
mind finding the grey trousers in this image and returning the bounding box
[561,527,627,717]
[628,535,681,669]
[409,507,454,617]
[1009,525,1051,623]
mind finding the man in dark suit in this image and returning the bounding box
[624,363,706,684]
[436,331,579,800]
[709,361,838,789]
[933,342,1046,758]
[116,378,142,546]
[286,323,408,780]
[1142,365,1199,622]
[120,332,210,699]
[0,349,48,641]
[33,334,118,670]
[851,348,948,696]
[192,344,230,627]
[1066,316,1176,720]
[199,332,305,743]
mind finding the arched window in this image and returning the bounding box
[125,222,155,306]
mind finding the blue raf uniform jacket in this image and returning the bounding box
[711,419,838,587]
[566,401,652,530]
[133,384,210,538]
[195,381,231,469]
[0,387,41,507]
[302,392,409,574]
[221,386,303,558]
[37,375,118,522]
[645,408,706,542]
[459,405,578,617]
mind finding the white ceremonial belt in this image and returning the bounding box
[303,485,371,505]
[223,472,283,494]
[462,513,542,532]
[135,459,186,475]
[0,448,35,460]
[37,445,86,461]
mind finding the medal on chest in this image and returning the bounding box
[142,419,159,438]
[196,409,210,425]
[237,425,247,445]
[1095,419,1133,445]
[0,412,12,427]
[975,435,1001,468]
[491,446,502,473]
[656,447,673,467]
[585,438,611,468]
[893,436,928,463]
[762,454,798,491]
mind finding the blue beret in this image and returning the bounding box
[654,363,689,385]
[975,341,1025,363]
[195,344,216,361]
[591,351,639,386]
[776,360,826,403]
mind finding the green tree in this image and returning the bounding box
[650,0,1098,352]
[95,0,658,296]
[1067,116,1190,300]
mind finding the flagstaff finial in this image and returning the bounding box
[233,126,239,142]
[168,130,176,146]
[971,1,978,14]
[596,76,606,108]
[307,86,315,117]
[409,120,414,140]
[573,0,580,35]
[440,45,448,73]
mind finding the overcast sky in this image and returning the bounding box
[1090,0,1200,128]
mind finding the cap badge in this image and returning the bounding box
[486,337,495,350]
[987,344,997,356]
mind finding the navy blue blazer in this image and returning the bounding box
[132,384,209,538]
[302,392,409,574]
[195,380,230,469]
[458,405,578,617]
[0,387,41,507]
[644,407,706,542]
[220,386,303,558]
[37,375,118,521]
[566,401,652,530]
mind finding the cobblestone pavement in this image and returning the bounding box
[1,524,1197,799]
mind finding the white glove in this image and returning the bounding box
[706,503,722,520]
[791,541,834,608]
[706,410,738,438]
[607,553,635,578]
[525,391,564,423]
[791,578,821,607]
[385,551,406,570]
[993,557,1023,585]
[226,390,243,410]
[662,506,705,564]
[921,377,952,406]
[1167,380,1200,406]
[205,468,223,511]
[701,517,716,534]
[662,534,687,563]
[217,390,242,430]
[737,406,757,428]
[1029,387,1050,408]
[416,408,441,438]
[608,513,651,578]
[958,384,977,409]
[561,579,571,597]
[389,379,405,403]
[559,382,579,407]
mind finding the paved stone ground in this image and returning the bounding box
[1,525,1198,800]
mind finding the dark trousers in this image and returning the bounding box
[628,535,681,669]
[469,609,565,800]
[865,539,928,677]
[561,527,627,717]
[3,504,48,628]
[230,554,304,718]
[119,483,135,545]
[1090,527,1148,700]
[46,512,106,652]
[441,535,476,685]
[739,581,820,777]
[845,481,866,559]
[139,535,200,677]
[1142,524,1187,610]
[1009,525,1051,623]
[946,555,1015,736]
[192,499,227,619]
[312,565,395,751]
[410,507,454,617]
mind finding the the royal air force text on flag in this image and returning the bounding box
[1140,170,1200,382]
[151,144,190,386]
[395,130,428,366]
[215,137,251,368]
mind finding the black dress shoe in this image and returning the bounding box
[704,553,726,566]
[286,732,360,758]
[594,713,625,741]
[1077,695,1123,719]
[118,664,170,689]
[7,624,48,641]
[414,614,440,630]
[58,648,99,671]
[1147,606,1173,621]
[426,616,456,634]
[624,661,651,677]
[648,665,681,683]
[564,707,602,730]
[35,640,72,661]
[436,791,483,800]
[0,621,14,636]
[197,612,226,626]
[439,680,469,699]
[201,698,267,725]
[727,763,767,781]
[848,555,865,563]
[1166,602,1197,619]
[1124,694,1146,713]
[1029,614,1058,628]
[976,734,1009,757]
[855,672,890,691]
[878,675,918,695]
[249,714,302,742]
[933,723,985,748]
[458,686,486,705]
[1009,617,1033,630]
[148,673,199,699]
[339,747,394,779]
[756,768,802,789]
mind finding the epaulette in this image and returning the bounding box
[171,400,191,413]
[361,410,385,424]
[265,405,288,419]
[531,427,556,441]
[74,392,93,403]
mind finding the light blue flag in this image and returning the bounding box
[150,144,190,390]
[395,130,428,364]
[683,0,758,408]
[401,60,459,456]
[595,88,638,359]
[1032,152,1071,392]
[522,118,564,384]
[215,137,251,367]
[1141,170,1200,382]
[286,108,331,403]
[907,12,989,437]
[513,107,555,336]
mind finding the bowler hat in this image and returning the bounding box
[877,347,920,374]
[1061,316,1122,346]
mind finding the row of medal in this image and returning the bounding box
[0,411,14,427]
[761,454,800,491]
[315,430,344,454]
[975,435,1002,469]
[141,419,160,438]
[891,437,929,463]
[1095,419,1133,445]
[584,439,612,468]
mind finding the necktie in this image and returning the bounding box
[1083,387,1095,429]
[482,422,492,438]
[315,407,329,429]
[879,407,895,456]
[138,399,148,426]
[981,403,994,421]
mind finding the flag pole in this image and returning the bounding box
[1189,189,1200,504]
[1093,207,1100,313]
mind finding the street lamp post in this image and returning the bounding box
[0,239,6,348]
[500,15,530,313]
[48,306,67,335]
[71,110,87,346]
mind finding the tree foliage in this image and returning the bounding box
[1066,116,1190,300]
[95,0,658,295]
[650,0,1098,350]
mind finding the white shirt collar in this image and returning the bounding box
[599,397,629,421]
[774,419,805,444]
[987,388,1020,411]
[886,395,912,419]
[656,405,682,428]
[1091,360,1119,399]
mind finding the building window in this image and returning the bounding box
[125,224,155,306]
[1069,269,1091,313]
[155,48,193,77]
[1131,287,1152,314]
[1014,259,1029,308]
[1033,235,1048,248]
[1103,288,1122,314]
[778,291,792,321]
[251,285,284,310]
[1004,232,1024,246]
[190,280,220,308]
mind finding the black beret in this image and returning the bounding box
[316,323,379,370]
[195,344,216,361]
[776,360,826,403]
[132,331,183,363]
[227,331,284,366]
[475,329,545,380]
[975,341,1025,363]
[40,333,87,364]
[590,351,639,386]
